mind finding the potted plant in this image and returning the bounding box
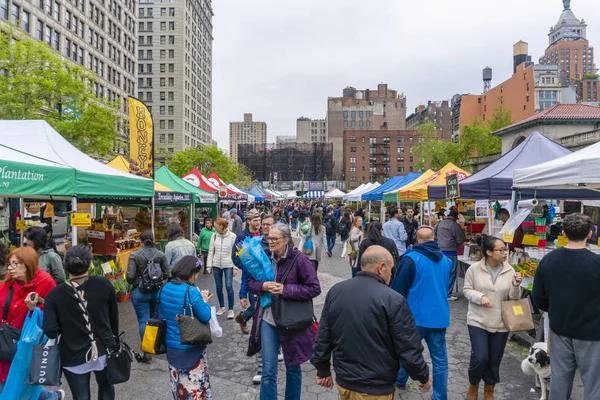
[113,258,124,280]
[113,279,130,302]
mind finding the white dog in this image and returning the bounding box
[521,342,551,400]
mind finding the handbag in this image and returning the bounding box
[176,285,212,346]
[501,298,535,332]
[271,253,316,331]
[141,288,167,355]
[28,336,62,386]
[346,241,358,261]
[0,287,21,362]
[302,230,313,255]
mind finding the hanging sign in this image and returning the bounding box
[16,220,27,231]
[71,213,92,227]
[445,173,460,199]
[522,234,540,246]
[218,186,228,198]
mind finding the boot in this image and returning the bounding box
[483,384,495,400]
[467,383,479,400]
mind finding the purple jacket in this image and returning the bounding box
[247,246,321,366]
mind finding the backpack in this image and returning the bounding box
[323,217,333,233]
[139,251,164,293]
[338,219,351,237]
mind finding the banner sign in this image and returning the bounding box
[445,173,460,199]
[128,97,154,178]
[155,192,193,204]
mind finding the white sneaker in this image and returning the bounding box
[56,389,66,400]
[278,352,284,362]
[447,295,458,301]
[216,307,226,316]
[227,310,235,319]
[252,374,262,384]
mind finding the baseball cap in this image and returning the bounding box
[230,208,238,214]
[246,209,260,220]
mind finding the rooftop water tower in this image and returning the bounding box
[483,67,492,93]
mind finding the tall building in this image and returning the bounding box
[539,0,597,101]
[1,0,138,148]
[327,83,406,179]
[276,135,296,145]
[406,100,452,141]
[296,117,326,143]
[229,113,267,163]
[137,0,213,154]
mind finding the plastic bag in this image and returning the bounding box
[239,236,274,308]
[0,308,44,400]
[341,240,348,258]
[209,307,222,338]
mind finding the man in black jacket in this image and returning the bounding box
[323,207,338,257]
[401,206,419,247]
[311,245,432,398]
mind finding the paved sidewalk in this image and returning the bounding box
[56,240,583,399]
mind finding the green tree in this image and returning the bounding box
[0,28,119,156]
[486,104,513,133]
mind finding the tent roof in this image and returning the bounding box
[325,188,346,198]
[239,187,264,202]
[514,140,600,191]
[227,184,254,202]
[250,185,274,200]
[107,156,174,193]
[182,168,218,193]
[155,166,216,204]
[428,132,573,200]
[395,163,470,201]
[344,182,381,201]
[363,173,422,201]
[302,191,324,199]
[0,120,154,198]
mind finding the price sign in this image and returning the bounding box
[557,236,568,247]
[16,220,27,231]
[522,234,540,246]
[101,262,113,275]
[446,173,460,200]
[71,213,91,227]
[502,233,515,243]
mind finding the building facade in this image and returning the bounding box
[137,0,213,154]
[342,129,421,190]
[406,100,452,141]
[275,135,296,145]
[1,0,138,148]
[327,84,406,179]
[229,113,267,163]
[296,117,326,143]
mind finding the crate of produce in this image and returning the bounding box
[465,222,485,233]
[535,232,547,238]
[537,239,547,248]
[535,217,547,226]
[535,225,547,233]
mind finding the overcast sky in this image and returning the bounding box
[211,0,599,150]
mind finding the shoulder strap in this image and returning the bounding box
[2,286,14,322]
[280,252,302,285]
[182,284,194,318]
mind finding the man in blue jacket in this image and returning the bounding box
[391,225,452,399]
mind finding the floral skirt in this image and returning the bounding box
[169,353,212,400]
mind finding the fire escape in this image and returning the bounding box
[369,137,391,182]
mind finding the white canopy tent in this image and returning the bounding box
[227,184,255,203]
[343,184,366,200]
[325,188,346,199]
[280,191,298,199]
[344,182,381,202]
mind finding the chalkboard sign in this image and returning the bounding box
[446,173,460,199]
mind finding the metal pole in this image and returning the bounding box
[190,201,195,239]
[19,198,24,245]
[151,196,155,236]
[71,196,78,247]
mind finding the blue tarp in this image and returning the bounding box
[362,173,422,201]
[428,132,582,200]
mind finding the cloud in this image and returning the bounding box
[211,0,599,149]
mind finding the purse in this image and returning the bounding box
[176,285,212,346]
[271,253,316,331]
[0,286,21,362]
[501,298,535,332]
[141,288,167,355]
[346,241,358,261]
[302,230,313,255]
[28,336,62,386]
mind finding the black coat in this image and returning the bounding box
[311,271,429,395]
[401,216,419,246]
[323,214,338,237]
[355,236,399,273]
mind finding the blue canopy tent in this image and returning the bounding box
[302,191,324,199]
[249,185,274,201]
[239,188,265,202]
[362,173,422,201]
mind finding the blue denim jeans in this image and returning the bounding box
[213,267,234,310]
[242,294,257,322]
[446,255,458,297]
[396,327,448,400]
[131,288,159,340]
[326,235,336,254]
[291,219,298,230]
[260,320,302,400]
[0,382,58,399]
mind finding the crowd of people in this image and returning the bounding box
[0,202,596,400]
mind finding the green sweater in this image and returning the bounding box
[197,227,215,252]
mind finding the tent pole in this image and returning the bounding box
[420,201,423,225]
[151,196,155,238]
[19,197,24,245]
[190,201,195,239]
[71,196,78,247]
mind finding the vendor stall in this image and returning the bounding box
[324,188,346,199]
[344,182,380,202]
[302,191,324,199]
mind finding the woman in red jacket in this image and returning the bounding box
[0,246,62,399]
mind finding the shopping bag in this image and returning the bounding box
[141,318,167,355]
[239,236,274,309]
[0,308,44,400]
[28,336,62,386]
[501,299,534,332]
[341,240,348,258]
[209,306,223,338]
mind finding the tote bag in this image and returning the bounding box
[501,298,534,332]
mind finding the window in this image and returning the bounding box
[160,35,166,45]
[160,49,165,59]
[343,121,348,128]
[160,77,165,87]
[366,120,371,128]
[359,111,363,119]
[398,147,404,153]
[160,63,166,73]
[350,167,356,173]
[168,49,174,58]
[351,111,356,118]
[168,120,174,129]
[168,92,174,101]
[366,111,371,117]
[53,1,60,20]
[1,0,9,18]
[169,21,174,30]
[159,106,165,115]
[168,105,174,115]
[369,137,376,144]
[169,35,174,44]
[409,156,413,163]
[349,157,356,164]
[160,21,165,31]
[160,92,165,101]
[397,137,404,143]
[65,38,71,56]
[169,7,174,16]
[169,64,174,72]
[397,157,404,162]
[343,111,348,118]
[351,120,356,128]
[168,77,174,86]
[65,10,71,28]
[350,136,356,143]
[52,31,60,50]
[397,166,404,173]
[147,7,153,16]
[21,10,30,32]
[35,19,43,39]
[359,120,363,128]
[159,120,165,129]
[369,147,377,155]
[45,26,51,43]
[350,177,356,183]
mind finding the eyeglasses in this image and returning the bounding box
[493,248,508,253]
[7,261,21,269]
[266,236,283,243]
[262,223,273,228]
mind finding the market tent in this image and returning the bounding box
[344,182,381,201]
[0,120,154,199]
[239,187,264,202]
[363,173,422,201]
[155,166,217,204]
[514,140,600,191]
[281,191,298,199]
[249,185,274,200]
[206,172,247,200]
[0,144,76,197]
[395,164,469,201]
[182,168,218,193]
[383,170,436,202]
[428,132,573,200]
[302,191,324,199]
[227,184,254,202]
[343,184,366,200]
[325,188,346,199]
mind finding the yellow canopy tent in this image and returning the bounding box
[107,155,173,192]
[383,169,436,202]
[396,163,470,201]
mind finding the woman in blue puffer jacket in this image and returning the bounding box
[158,255,212,400]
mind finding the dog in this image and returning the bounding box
[521,342,551,400]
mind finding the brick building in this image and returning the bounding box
[342,129,421,190]
[406,100,452,141]
[327,84,406,178]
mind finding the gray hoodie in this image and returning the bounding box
[38,248,66,284]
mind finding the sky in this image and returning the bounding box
[211,0,599,150]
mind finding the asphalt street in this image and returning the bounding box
[54,238,584,399]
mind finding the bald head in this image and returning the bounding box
[360,245,394,285]
[416,226,435,243]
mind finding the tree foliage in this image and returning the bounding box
[169,145,255,187]
[0,28,120,156]
[414,105,510,171]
